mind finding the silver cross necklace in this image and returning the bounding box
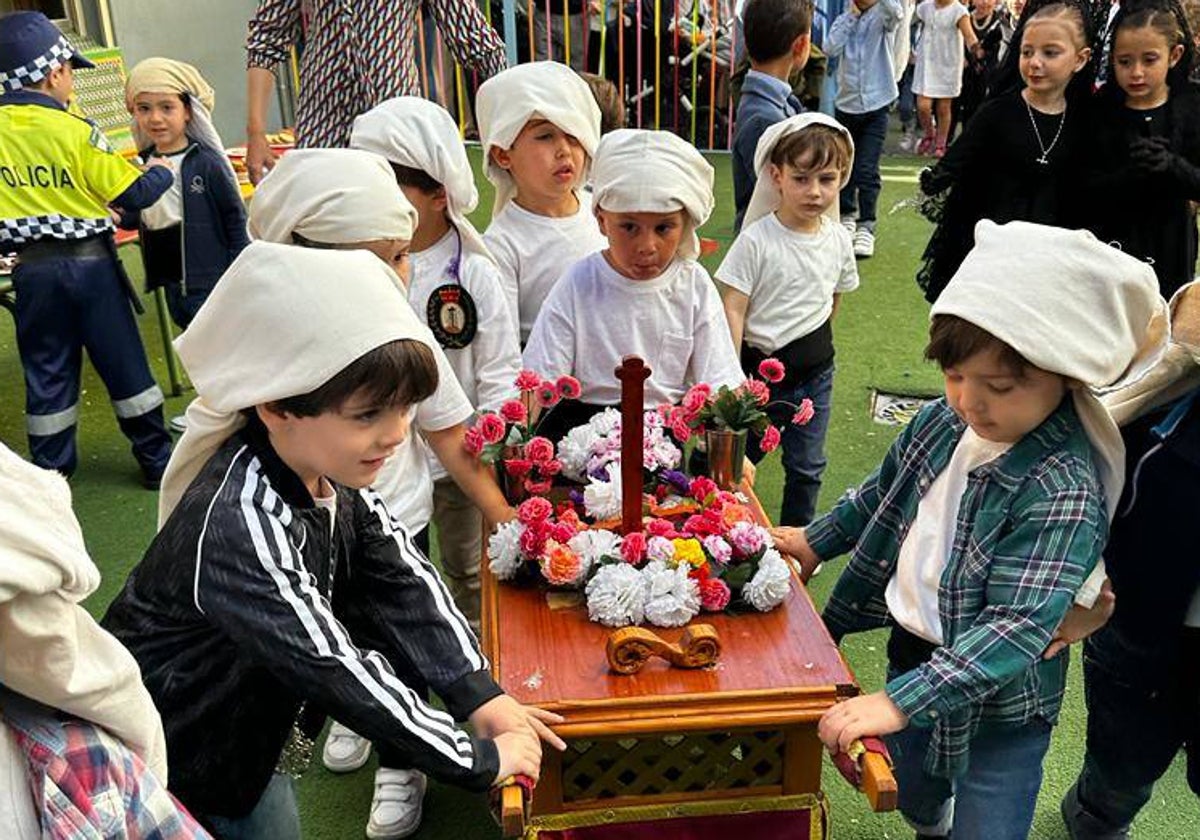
[1025,97,1068,165]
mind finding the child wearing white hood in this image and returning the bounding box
[477,62,608,343]
[523,129,745,440]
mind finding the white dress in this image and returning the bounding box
[913,0,969,98]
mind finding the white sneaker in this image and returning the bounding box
[169,414,188,433]
[366,768,427,840]
[853,227,876,259]
[841,216,857,235]
[898,128,915,152]
[322,721,371,773]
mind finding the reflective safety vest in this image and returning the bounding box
[0,92,139,246]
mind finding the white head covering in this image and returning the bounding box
[743,112,855,230]
[124,57,240,192]
[475,61,601,216]
[248,148,417,246]
[158,242,433,524]
[0,444,167,782]
[1104,280,1200,425]
[932,220,1169,524]
[590,128,715,260]
[350,96,491,262]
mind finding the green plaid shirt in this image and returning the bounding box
[809,398,1107,778]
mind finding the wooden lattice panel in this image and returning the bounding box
[562,730,785,802]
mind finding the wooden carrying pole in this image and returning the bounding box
[615,356,650,535]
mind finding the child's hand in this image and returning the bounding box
[742,457,757,487]
[818,692,908,754]
[470,694,567,752]
[1043,578,1115,659]
[493,730,543,785]
[768,526,821,580]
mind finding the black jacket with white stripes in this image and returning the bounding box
[102,419,502,818]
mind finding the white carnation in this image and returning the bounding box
[487,521,525,580]
[583,477,622,520]
[567,529,622,577]
[642,561,701,628]
[557,424,598,481]
[586,563,647,627]
[589,408,622,437]
[743,549,791,611]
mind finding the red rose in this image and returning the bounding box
[620,531,647,564]
[463,426,485,456]
[504,458,533,477]
[517,496,553,524]
[757,358,786,383]
[700,578,732,612]
[525,436,555,463]
[792,398,815,426]
[499,399,528,424]
[478,413,507,445]
[514,370,542,392]
[761,425,782,453]
[555,375,582,400]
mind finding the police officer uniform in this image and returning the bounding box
[0,12,173,483]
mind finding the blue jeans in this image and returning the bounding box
[203,773,301,840]
[835,105,891,229]
[1067,625,1200,834]
[746,363,833,527]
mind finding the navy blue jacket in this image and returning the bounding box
[120,140,249,293]
[732,72,802,231]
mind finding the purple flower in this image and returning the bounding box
[661,470,692,494]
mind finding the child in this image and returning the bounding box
[825,0,905,258]
[523,129,744,439]
[912,0,982,155]
[476,62,606,344]
[717,113,858,527]
[122,58,249,331]
[774,221,1165,840]
[101,242,562,837]
[0,11,174,487]
[915,1,1094,301]
[1085,2,1199,299]
[957,0,1008,128]
[732,0,814,231]
[579,71,626,134]
[1062,281,1200,839]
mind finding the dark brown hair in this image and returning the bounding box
[1113,2,1194,88]
[578,71,625,134]
[769,124,853,176]
[390,162,443,195]
[743,0,814,62]
[269,340,438,417]
[925,315,1032,375]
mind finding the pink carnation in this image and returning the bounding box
[792,398,816,426]
[525,436,555,463]
[682,514,722,539]
[621,531,647,564]
[550,522,577,543]
[463,426,485,456]
[515,370,542,392]
[555,375,582,400]
[504,458,533,477]
[645,518,676,538]
[499,399,528,424]
[524,479,553,495]
[689,476,718,504]
[741,379,771,406]
[517,496,553,524]
[539,460,562,476]
[479,413,507,445]
[727,521,766,557]
[699,578,732,612]
[536,384,560,408]
[702,535,733,565]
[681,384,712,414]
[757,358,786,384]
[519,521,549,557]
[761,425,782,453]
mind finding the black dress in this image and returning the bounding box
[1084,84,1200,300]
[916,91,1088,302]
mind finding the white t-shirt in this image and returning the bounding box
[140,149,186,231]
[0,725,37,840]
[372,344,473,532]
[523,252,745,406]
[716,214,859,354]
[913,0,969,98]
[886,427,1013,644]
[483,190,608,343]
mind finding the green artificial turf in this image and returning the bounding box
[0,142,1193,839]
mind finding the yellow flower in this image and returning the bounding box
[672,538,706,568]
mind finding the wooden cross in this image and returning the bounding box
[615,356,651,536]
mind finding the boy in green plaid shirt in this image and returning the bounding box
[773,221,1168,840]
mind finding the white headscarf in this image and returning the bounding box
[350,96,491,262]
[1104,280,1200,425]
[124,57,240,192]
[248,148,418,246]
[932,221,1169,527]
[475,61,601,216]
[0,444,168,782]
[743,112,855,231]
[158,242,434,525]
[590,128,715,260]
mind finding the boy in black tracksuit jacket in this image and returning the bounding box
[1063,386,1200,837]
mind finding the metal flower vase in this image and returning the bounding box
[706,428,747,491]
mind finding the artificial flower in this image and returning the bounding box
[681,384,711,414]
[556,375,583,400]
[551,522,579,544]
[499,399,528,424]
[464,426,485,456]
[792,398,816,426]
[541,540,584,587]
[681,513,723,539]
[642,561,701,628]
[525,436,556,463]
[743,549,791,611]
[699,577,732,612]
[479,413,507,445]
[517,496,553,525]
[620,531,647,564]
[586,563,647,627]
[721,503,755,527]
[645,518,676,538]
[558,423,596,481]
[702,534,732,565]
[645,535,675,563]
[672,538,707,568]
[525,479,553,495]
[741,379,771,406]
[583,477,622,520]
[488,521,525,580]
[757,358,785,384]
[515,369,542,392]
[727,521,768,558]
[760,425,782,454]
[568,529,622,574]
[536,384,560,408]
[518,519,550,558]
[690,476,718,503]
[504,458,533,478]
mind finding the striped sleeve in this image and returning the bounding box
[246,0,304,69]
[426,0,508,79]
[196,457,498,789]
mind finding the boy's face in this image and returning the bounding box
[398,185,450,238]
[339,239,412,288]
[770,160,841,230]
[132,93,191,152]
[490,119,586,205]
[262,393,413,492]
[596,208,686,281]
[943,345,1068,443]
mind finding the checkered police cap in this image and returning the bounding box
[0,11,94,92]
